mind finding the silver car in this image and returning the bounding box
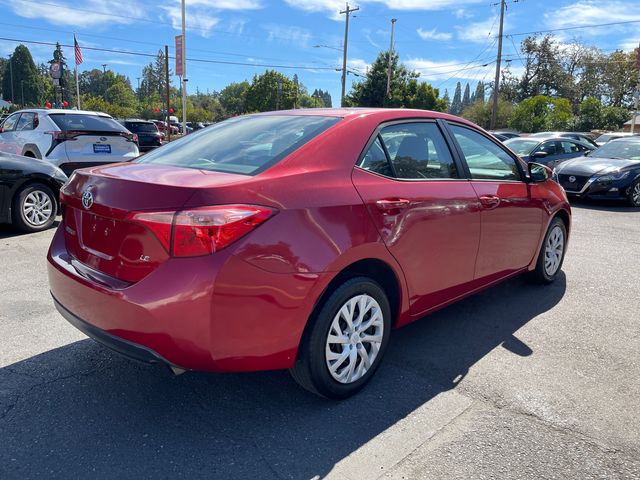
[0,109,139,175]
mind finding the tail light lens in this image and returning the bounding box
[127,205,275,257]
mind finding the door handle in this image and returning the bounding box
[479,195,501,209]
[375,198,410,211]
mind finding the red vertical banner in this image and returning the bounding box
[175,35,184,76]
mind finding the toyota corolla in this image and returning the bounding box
[47,109,571,398]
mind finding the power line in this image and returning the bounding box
[507,19,640,37]
[0,36,340,71]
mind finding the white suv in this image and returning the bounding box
[0,109,139,175]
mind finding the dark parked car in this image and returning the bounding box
[594,132,639,146]
[48,108,570,398]
[554,137,640,206]
[490,131,520,141]
[530,131,598,148]
[120,119,163,152]
[505,136,594,168]
[1,151,67,232]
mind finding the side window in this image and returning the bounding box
[379,122,457,179]
[16,113,35,131]
[1,113,20,133]
[358,137,393,177]
[449,124,521,181]
[561,141,580,153]
[537,141,560,155]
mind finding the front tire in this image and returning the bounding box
[290,277,391,399]
[529,217,567,284]
[628,179,640,207]
[12,183,57,233]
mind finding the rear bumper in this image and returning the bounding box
[53,295,180,368]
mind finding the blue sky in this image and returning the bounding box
[1,0,639,106]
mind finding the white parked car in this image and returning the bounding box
[0,109,139,175]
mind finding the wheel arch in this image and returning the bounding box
[21,144,43,159]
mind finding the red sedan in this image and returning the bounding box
[47,108,570,398]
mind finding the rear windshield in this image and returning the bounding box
[49,113,126,133]
[136,114,341,175]
[125,122,158,133]
[505,138,539,156]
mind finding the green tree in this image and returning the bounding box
[449,82,462,115]
[462,82,471,110]
[2,45,44,106]
[601,106,631,131]
[572,97,602,131]
[474,82,485,104]
[219,81,250,116]
[601,49,637,107]
[245,70,297,112]
[462,97,514,129]
[510,95,573,132]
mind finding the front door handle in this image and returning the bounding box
[479,195,501,209]
[375,198,410,211]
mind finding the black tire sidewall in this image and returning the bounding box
[536,218,567,283]
[13,183,57,233]
[303,277,391,399]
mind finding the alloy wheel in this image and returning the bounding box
[544,225,564,276]
[325,294,384,384]
[22,190,53,227]
[632,182,640,206]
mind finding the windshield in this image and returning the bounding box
[505,139,539,156]
[49,113,126,132]
[136,114,341,175]
[590,140,640,160]
[126,122,158,133]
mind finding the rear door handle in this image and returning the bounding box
[479,195,501,209]
[375,198,410,211]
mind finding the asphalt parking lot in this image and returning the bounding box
[1,199,639,479]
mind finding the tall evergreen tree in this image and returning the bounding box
[474,81,485,103]
[449,82,462,115]
[2,45,43,105]
[462,82,471,110]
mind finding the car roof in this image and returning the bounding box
[14,108,112,117]
[121,118,153,123]
[608,136,640,142]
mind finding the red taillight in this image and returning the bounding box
[126,205,274,257]
[46,131,78,142]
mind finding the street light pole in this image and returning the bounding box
[9,54,14,104]
[386,18,397,99]
[180,0,187,135]
[489,0,505,130]
[340,3,359,107]
[21,80,24,106]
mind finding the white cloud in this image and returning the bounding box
[162,5,220,37]
[417,28,453,41]
[405,57,501,82]
[347,58,370,74]
[7,0,144,27]
[620,38,640,51]
[283,0,483,19]
[187,0,262,9]
[264,25,312,48]
[453,8,473,19]
[456,15,502,43]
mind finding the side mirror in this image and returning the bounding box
[584,150,591,156]
[531,151,548,159]
[528,162,552,182]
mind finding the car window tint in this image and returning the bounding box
[1,113,20,132]
[379,122,457,179]
[49,114,126,132]
[137,115,341,175]
[449,124,521,181]
[16,113,35,131]
[358,137,393,177]
[537,141,561,155]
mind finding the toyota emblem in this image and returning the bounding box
[99,137,107,141]
[569,176,576,183]
[81,189,94,209]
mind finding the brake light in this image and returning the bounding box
[127,205,275,257]
[46,131,78,142]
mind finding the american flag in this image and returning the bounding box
[74,35,83,65]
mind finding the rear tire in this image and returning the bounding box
[290,277,391,399]
[628,179,640,207]
[529,217,567,284]
[12,183,57,233]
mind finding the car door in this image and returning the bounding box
[446,123,544,281]
[533,140,563,167]
[0,113,21,155]
[14,112,36,155]
[558,140,588,165]
[352,120,482,316]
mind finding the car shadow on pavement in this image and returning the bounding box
[0,274,565,479]
[0,220,60,240]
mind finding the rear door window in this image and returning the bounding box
[1,113,20,132]
[16,113,36,131]
[373,122,457,179]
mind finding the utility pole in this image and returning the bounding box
[631,43,640,134]
[386,18,397,99]
[490,0,505,130]
[20,80,24,106]
[340,2,359,107]
[180,0,187,135]
[165,44,171,143]
[9,54,14,103]
[102,64,107,73]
